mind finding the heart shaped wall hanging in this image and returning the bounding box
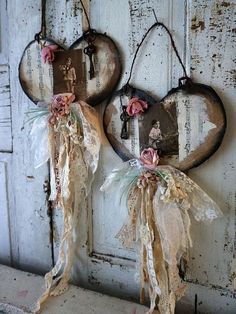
[102,15,225,314]
[19,0,121,106]
[104,21,226,171]
[159,79,226,171]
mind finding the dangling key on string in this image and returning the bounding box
[84,43,96,79]
[120,106,130,139]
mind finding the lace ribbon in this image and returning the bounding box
[101,163,222,314]
[31,100,100,313]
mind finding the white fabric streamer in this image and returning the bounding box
[30,115,50,169]
[101,162,222,314]
[30,98,101,313]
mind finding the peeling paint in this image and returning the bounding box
[221,2,231,7]
[191,17,205,31]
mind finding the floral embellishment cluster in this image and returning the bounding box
[49,94,75,124]
[137,171,159,188]
[140,147,159,170]
[126,97,148,117]
[41,44,58,63]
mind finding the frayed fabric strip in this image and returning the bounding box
[29,94,101,313]
[101,153,222,314]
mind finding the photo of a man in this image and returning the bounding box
[59,57,76,94]
[53,49,86,100]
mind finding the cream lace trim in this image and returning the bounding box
[104,164,222,314]
[33,101,100,313]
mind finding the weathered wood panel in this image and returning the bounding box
[73,0,189,299]
[0,0,12,265]
[0,154,12,265]
[2,0,235,313]
[0,0,8,64]
[0,0,11,153]
[6,0,53,273]
[48,1,236,311]
[180,0,236,312]
[47,0,188,300]
[0,65,12,152]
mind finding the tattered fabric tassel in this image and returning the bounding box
[101,148,222,314]
[29,94,100,313]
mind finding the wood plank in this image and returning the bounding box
[73,0,188,300]
[0,154,12,265]
[0,0,8,64]
[7,0,53,273]
[4,0,235,312]
[0,65,12,152]
[181,0,236,306]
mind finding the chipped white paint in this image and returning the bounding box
[184,0,236,311]
[0,0,12,265]
[0,0,235,313]
[0,0,8,64]
[0,154,12,265]
[4,0,53,273]
[0,65,12,152]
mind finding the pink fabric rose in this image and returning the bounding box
[126,97,148,117]
[140,148,159,170]
[41,45,58,63]
[49,93,75,124]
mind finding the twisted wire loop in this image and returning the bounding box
[125,12,189,88]
[34,0,92,43]
[79,0,91,31]
[35,0,47,43]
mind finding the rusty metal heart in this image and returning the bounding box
[158,82,226,170]
[19,33,121,106]
[104,82,226,171]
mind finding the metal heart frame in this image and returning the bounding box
[18,0,122,106]
[103,19,226,171]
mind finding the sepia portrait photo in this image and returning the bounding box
[52,49,87,100]
[138,100,179,156]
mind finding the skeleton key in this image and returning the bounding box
[120,107,130,139]
[84,43,96,79]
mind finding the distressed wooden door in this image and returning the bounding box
[0,0,53,273]
[0,0,12,266]
[1,0,235,313]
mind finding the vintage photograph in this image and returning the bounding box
[52,49,87,100]
[104,92,179,161]
[138,100,179,156]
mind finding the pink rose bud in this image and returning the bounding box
[126,97,148,117]
[41,45,58,63]
[49,93,75,124]
[140,148,159,170]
